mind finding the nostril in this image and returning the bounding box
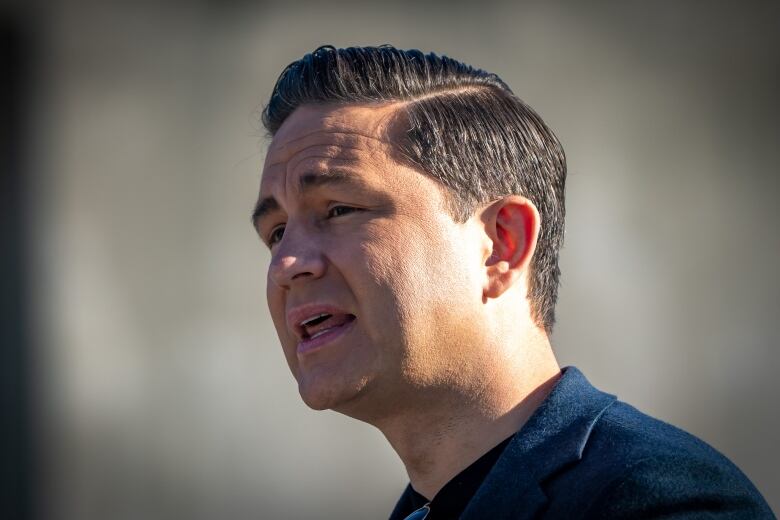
[270,248,326,287]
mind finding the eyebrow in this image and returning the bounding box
[251,197,280,229]
[251,169,358,229]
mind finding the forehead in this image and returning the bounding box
[253,102,455,233]
[261,103,403,188]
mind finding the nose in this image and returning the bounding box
[268,227,326,289]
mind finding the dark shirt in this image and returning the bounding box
[392,434,515,520]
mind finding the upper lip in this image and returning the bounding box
[287,303,354,341]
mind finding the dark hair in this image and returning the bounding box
[262,45,566,333]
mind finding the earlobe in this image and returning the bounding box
[482,197,540,300]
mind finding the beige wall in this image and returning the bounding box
[31,1,779,518]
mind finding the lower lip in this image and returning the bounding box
[297,317,356,356]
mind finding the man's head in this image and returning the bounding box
[253,46,566,419]
[263,46,566,331]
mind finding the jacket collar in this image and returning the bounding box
[460,366,617,519]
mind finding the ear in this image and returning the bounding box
[481,196,541,300]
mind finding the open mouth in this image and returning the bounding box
[301,313,356,340]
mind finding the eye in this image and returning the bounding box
[327,205,360,218]
[268,225,285,246]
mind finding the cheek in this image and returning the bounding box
[352,234,416,340]
[265,273,283,326]
[346,215,477,343]
[357,226,440,325]
[396,224,474,300]
[391,225,481,337]
[266,274,299,376]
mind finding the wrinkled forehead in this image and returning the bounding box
[261,103,405,184]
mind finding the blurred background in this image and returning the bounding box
[2,0,778,518]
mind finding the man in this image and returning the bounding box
[252,46,774,519]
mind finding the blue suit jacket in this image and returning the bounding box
[390,366,774,519]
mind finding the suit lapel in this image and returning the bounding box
[461,366,617,519]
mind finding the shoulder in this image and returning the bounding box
[566,400,775,519]
[591,400,731,467]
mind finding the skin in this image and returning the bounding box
[254,103,561,500]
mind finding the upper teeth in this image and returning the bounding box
[300,313,329,327]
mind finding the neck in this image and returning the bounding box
[374,336,560,500]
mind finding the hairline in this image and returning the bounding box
[264,89,502,205]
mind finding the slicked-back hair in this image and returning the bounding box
[262,45,566,333]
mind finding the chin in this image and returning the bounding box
[299,394,332,411]
[297,374,375,416]
[297,378,358,412]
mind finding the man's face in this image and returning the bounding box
[255,104,488,418]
